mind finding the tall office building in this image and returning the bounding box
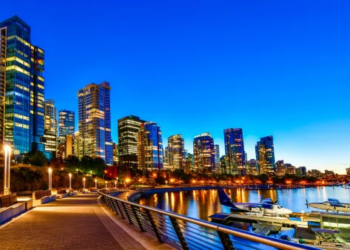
[224,128,246,175]
[275,160,285,176]
[59,110,75,143]
[118,115,145,167]
[43,99,57,159]
[167,134,184,169]
[0,16,46,156]
[137,122,163,170]
[285,163,296,175]
[214,144,220,167]
[193,132,215,171]
[78,82,113,165]
[255,136,275,175]
[247,159,258,175]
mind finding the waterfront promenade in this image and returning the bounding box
[0,193,173,250]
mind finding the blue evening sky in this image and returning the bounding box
[2,1,350,173]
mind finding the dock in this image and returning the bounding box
[253,224,282,236]
[209,212,310,227]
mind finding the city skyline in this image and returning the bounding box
[1,1,350,173]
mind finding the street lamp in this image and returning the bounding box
[3,145,11,195]
[83,177,86,191]
[69,173,72,190]
[48,167,52,190]
[105,181,107,189]
[114,181,117,189]
[95,178,97,189]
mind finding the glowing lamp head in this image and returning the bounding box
[4,145,11,154]
[48,167,52,173]
[69,173,72,177]
[95,179,97,182]
[83,177,86,181]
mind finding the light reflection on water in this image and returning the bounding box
[140,186,350,221]
[139,187,350,249]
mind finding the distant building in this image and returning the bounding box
[255,136,275,175]
[296,166,307,176]
[112,143,118,164]
[0,16,46,156]
[214,144,220,167]
[65,135,73,157]
[74,132,83,160]
[118,115,145,167]
[224,128,246,175]
[167,134,185,169]
[137,122,163,170]
[184,153,194,174]
[59,110,75,143]
[285,164,296,175]
[275,160,285,176]
[78,82,113,164]
[247,159,258,175]
[43,100,57,159]
[325,170,335,175]
[193,132,215,171]
[308,169,322,177]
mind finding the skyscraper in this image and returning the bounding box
[137,122,163,170]
[43,99,57,159]
[118,115,145,167]
[193,132,215,171]
[0,16,46,156]
[275,160,285,176]
[78,82,113,165]
[255,136,275,175]
[59,110,75,143]
[224,128,246,175]
[167,134,185,169]
[214,144,220,167]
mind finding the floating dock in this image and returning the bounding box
[253,224,282,236]
[209,212,311,227]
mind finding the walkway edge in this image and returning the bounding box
[97,196,175,250]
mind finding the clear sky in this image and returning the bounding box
[1,0,350,173]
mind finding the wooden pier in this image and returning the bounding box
[253,224,282,236]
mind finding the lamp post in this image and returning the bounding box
[83,177,86,191]
[48,167,52,190]
[95,178,97,189]
[114,181,117,189]
[105,181,107,189]
[69,173,72,190]
[3,145,11,195]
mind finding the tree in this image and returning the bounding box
[93,157,106,176]
[29,151,48,167]
[65,155,80,171]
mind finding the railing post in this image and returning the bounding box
[111,199,120,215]
[217,231,235,250]
[131,205,145,232]
[169,217,189,250]
[145,210,163,243]
[122,203,133,225]
[116,201,125,219]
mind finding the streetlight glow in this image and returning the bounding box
[3,145,11,195]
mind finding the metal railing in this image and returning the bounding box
[98,191,320,250]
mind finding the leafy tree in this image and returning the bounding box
[93,157,106,176]
[65,155,80,171]
[29,151,48,167]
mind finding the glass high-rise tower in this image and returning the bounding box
[224,128,246,175]
[43,99,57,159]
[193,132,215,171]
[255,136,275,175]
[0,16,46,157]
[59,110,75,143]
[137,122,163,170]
[118,115,145,167]
[78,82,113,165]
[167,134,184,169]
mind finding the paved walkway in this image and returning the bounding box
[0,194,167,250]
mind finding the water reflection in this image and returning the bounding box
[140,186,350,221]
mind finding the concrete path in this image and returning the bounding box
[0,194,171,250]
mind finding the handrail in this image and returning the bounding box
[98,190,320,250]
